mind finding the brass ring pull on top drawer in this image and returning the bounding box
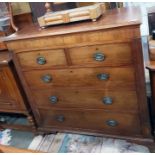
[93,52,105,61]
[97,73,109,80]
[37,56,46,65]
[41,74,52,83]
[49,96,58,104]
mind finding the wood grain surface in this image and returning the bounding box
[23,66,136,89]
[32,88,138,112]
[38,108,141,136]
[3,7,141,42]
[3,6,153,143]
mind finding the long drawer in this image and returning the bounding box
[24,66,135,89]
[38,109,141,136]
[32,88,138,112]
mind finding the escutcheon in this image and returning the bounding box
[37,56,46,65]
[49,96,58,104]
[106,120,118,127]
[103,97,113,105]
[97,73,109,80]
[54,115,65,122]
[41,74,52,83]
[93,52,105,61]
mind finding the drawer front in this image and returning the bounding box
[39,109,141,135]
[24,67,135,89]
[0,98,18,110]
[69,43,133,66]
[17,49,67,69]
[33,89,138,112]
[0,67,25,111]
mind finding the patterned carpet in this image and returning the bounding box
[0,129,151,153]
[28,133,150,153]
[0,129,11,145]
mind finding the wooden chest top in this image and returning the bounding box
[3,7,141,42]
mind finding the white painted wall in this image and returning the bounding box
[124,2,155,36]
[124,3,155,86]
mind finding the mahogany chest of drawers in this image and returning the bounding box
[4,7,153,142]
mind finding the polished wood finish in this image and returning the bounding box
[0,52,26,112]
[23,67,135,89]
[0,51,36,131]
[33,88,138,111]
[0,32,7,50]
[16,43,133,70]
[0,66,26,111]
[0,51,11,65]
[5,26,140,52]
[69,43,133,66]
[3,7,141,42]
[17,49,67,69]
[4,7,153,142]
[0,145,41,153]
[0,42,6,50]
[39,109,141,136]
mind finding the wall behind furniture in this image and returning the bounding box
[124,2,155,36]
[12,2,31,15]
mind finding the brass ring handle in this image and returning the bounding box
[106,120,118,127]
[49,96,58,104]
[41,74,52,83]
[37,56,46,65]
[93,52,105,61]
[54,115,65,122]
[103,97,113,105]
[97,73,109,80]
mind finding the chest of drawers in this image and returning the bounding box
[0,51,36,131]
[0,51,25,112]
[4,7,153,143]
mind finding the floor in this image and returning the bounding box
[10,130,34,149]
[6,130,152,153]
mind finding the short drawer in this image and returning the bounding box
[33,89,138,112]
[24,67,135,89]
[69,43,133,66]
[39,109,141,136]
[17,49,67,69]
